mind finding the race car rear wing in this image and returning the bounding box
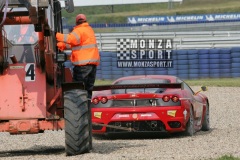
[93,83,183,91]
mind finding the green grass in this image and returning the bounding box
[216,155,240,160]
[184,78,240,87]
[95,78,240,87]
[95,79,113,85]
[62,0,240,25]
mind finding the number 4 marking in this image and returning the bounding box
[25,63,35,81]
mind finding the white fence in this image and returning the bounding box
[96,31,240,51]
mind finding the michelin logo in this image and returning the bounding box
[175,15,204,22]
[128,17,137,24]
[206,15,215,21]
[205,14,240,21]
[167,16,175,22]
[128,16,165,24]
[214,14,240,20]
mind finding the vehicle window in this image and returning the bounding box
[183,82,195,94]
[4,25,38,45]
[176,78,194,94]
[112,78,170,94]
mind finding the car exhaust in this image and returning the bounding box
[115,122,121,127]
[151,121,157,129]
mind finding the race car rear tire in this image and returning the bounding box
[201,103,210,131]
[64,89,90,156]
[184,106,195,136]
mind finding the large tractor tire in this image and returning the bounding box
[64,89,90,156]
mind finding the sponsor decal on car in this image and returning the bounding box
[183,109,187,120]
[140,113,153,117]
[118,114,130,118]
[94,112,102,119]
[132,113,138,119]
[167,110,177,117]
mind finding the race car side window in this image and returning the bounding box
[176,78,194,95]
[183,82,195,95]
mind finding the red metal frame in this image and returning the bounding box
[0,119,65,134]
[0,7,66,134]
[0,26,4,62]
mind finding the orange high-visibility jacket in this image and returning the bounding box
[56,22,100,66]
[18,25,35,43]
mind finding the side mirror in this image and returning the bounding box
[194,86,208,95]
[201,86,207,91]
[65,0,74,13]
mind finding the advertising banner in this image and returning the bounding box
[127,13,240,24]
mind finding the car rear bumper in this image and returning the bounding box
[92,106,189,134]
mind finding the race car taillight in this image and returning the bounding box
[162,95,170,102]
[92,97,99,105]
[172,95,179,103]
[162,95,179,103]
[101,96,108,104]
[92,96,108,105]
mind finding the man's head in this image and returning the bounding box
[76,14,87,25]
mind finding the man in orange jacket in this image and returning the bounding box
[56,14,100,99]
[17,25,37,44]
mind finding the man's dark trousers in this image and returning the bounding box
[73,64,97,99]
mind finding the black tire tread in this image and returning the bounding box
[184,106,195,136]
[64,89,90,156]
[201,103,210,131]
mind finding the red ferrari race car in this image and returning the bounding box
[91,75,209,136]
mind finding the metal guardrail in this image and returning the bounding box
[96,31,240,51]
[96,31,240,38]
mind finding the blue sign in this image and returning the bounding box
[127,13,240,24]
